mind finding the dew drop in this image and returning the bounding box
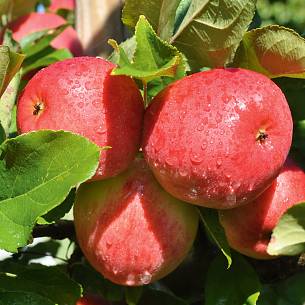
[189,187,199,199]
[126,274,136,286]
[197,123,204,131]
[201,141,208,150]
[179,168,188,177]
[97,126,107,135]
[140,271,152,285]
[216,159,222,168]
[190,152,203,165]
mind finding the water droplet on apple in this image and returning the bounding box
[201,141,207,150]
[216,159,222,168]
[179,168,188,177]
[126,274,136,286]
[140,271,152,285]
[190,152,203,165]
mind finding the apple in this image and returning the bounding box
[73,158,199,286]
[17,57,144,180]
[142,68,293,209]
[49,0,75,12]
[9,12,83,56]
[76,295,110,305]
[219,158,305,259]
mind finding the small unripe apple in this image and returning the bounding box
[9,12,83,56]
[73,159,199,286]
[219,158,305,259]
[142,68,293,209]
[17,57,144,180]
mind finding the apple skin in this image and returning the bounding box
[142,68,293,209]
[219,158,305,259]
[17,57,144,180]
[73,158,199,286]
[49,0,75,12]
[9,12,83,56]
[76,295,111,305]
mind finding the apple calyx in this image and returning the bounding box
[256,129,268,144]
[33,102,44,116]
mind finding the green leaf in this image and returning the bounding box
[0,123,5,144]
[0,130,100,252]
[108,36,136,65]
[0,71,21,136]
[11,0,39,20]
[70,262,124,302]
[174,0,192,33]
[267,202,305,256]
[170,0,256,70]
[21,24,69,57]
[125,287,143,305]
[257,272,305,305]
[22,48,73,76]
[198,208,232,268]
[205,254,261,305]
[0,292,53,305]
[0,263,81,304]
[233,25,305,79]
[0,45,24,97]
[110,16,185,83]
[0,0,11,16]
[122,0,180,41]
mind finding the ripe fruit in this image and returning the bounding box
[76,295,110,305]
[73,159,199,286]
[219,158,305,259]
[142,68,293,209]
[49,0,75,12]
[17,57,144,180]
[9,12,83,56]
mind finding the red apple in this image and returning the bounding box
[17,57,144,180]
[219,158,305,259]
[73,158,199,286]
[142,68,292,209]
[49,0,75,12]
[9,12,83,56]
[76,295,110,305]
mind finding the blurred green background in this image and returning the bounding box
[257,0,305,34]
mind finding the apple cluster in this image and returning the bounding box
[16,56,302,287]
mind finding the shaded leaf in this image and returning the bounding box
[138,288,188,305]
[0,45,24,96]
[0,130,100,252]
[205,254,261,305]
[171,0,256,70]
[0,71,21,135]
[122,0,180,40]
[199,208,232,267]
[267,202,305,256]
[108,36,136,65]
[125,287,143,305]
[110,16,185,83]
[0,292,53,305]
[11,0,39,20]
[0,263,81,304]
[0,123,5,144]
[233,25,305,78]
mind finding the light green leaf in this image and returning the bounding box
[0,71,21,136]
[108,36,136,65]
[199,208,232,268]
[110,16,185,83]
[205,254,261,305]
[233,25,305,79]
[170,0,256,70]
[125,287,143,305]
[122,0,180,40]
[22,48,73,76]
[0,0,11,16]
[0,45,24,97]
[0,263,81,304]
[0,130,100,252]
[267,202,305,256]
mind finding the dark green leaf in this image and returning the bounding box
[12,0,39,20]
[108,36,136,65]
[0,71,21,135]
[122,0,180,40]
[0,130,100,252]
[0,45,24,97]
[267,202,305,256]
[0,292,54,305]
[205,254,261,305]
[71,262,124,302]
[198,208,232,267]
[0,123,5,144]
[0,263,81,304]
[138,288,188,305]
[171,0,256,70]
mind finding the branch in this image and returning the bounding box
[32,220,75,240]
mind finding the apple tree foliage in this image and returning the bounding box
[0,0,305,304]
